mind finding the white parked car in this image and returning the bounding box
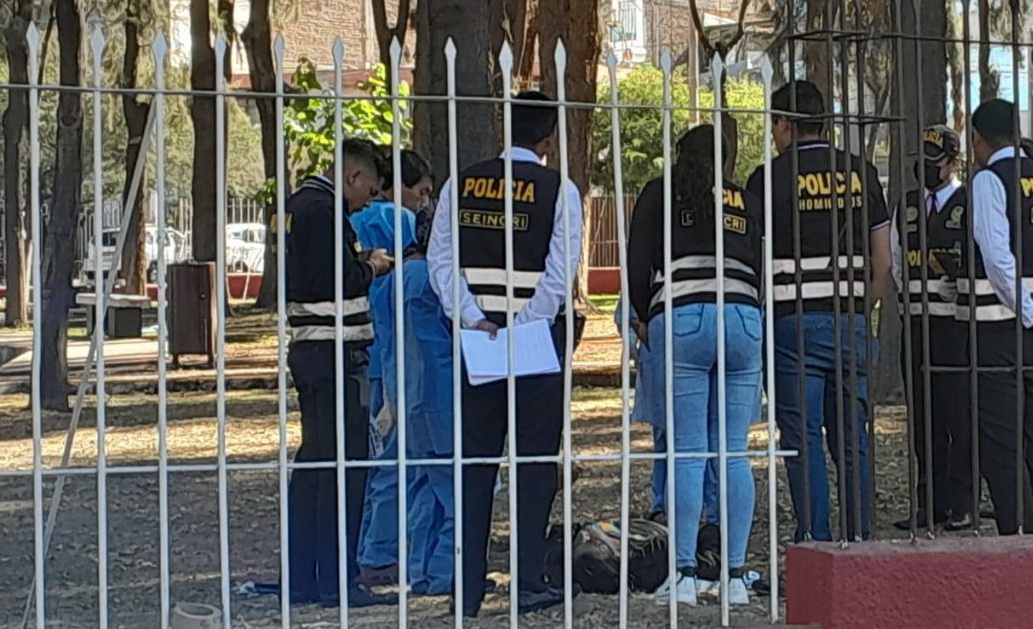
[225,222,266,273]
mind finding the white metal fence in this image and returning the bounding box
[11,27,796,629]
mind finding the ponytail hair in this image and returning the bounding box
[673,124,728,225]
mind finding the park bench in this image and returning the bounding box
[75,292,151,339]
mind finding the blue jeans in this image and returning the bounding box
[650,425,718,524]
[649,303,762,569]
[774,312,872,542]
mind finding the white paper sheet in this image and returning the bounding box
[460,318,561,386]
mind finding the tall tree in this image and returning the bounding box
[39,0,83,410]
[687,0,750,179]
[190,0,217,262]
[119,0,151,295]
[243,0,279,309]
[2,0,32,326]
[977,0,997,101]
[492,0,537,87]
[412,0,498,185]
[371,0,412,88]
[536,0,603,304]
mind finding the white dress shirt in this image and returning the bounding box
[972,146,1033,328]
[890,178,961,290]
[427,146,584,328]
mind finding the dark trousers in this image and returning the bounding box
[460,338,565,609]
[287,342,371,598]
[976,323,1033,534]
[903,317,974,519]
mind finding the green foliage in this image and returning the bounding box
[593,66,768,195]
[272,60,412,198]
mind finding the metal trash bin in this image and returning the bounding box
[168,262,216,367]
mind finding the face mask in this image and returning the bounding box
[913,161,944,189]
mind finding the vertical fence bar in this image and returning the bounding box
[909,0,936,536]
[89,25,109,629]
[555,41,577,629]
[606,49,633,629]
[960,0,980,533]
[444,38,465,629]
[1008,0,1025,535]
[890,0,919,538]
[498,42,520,628]
[760,57,780,621]
[28,21,45,629]
[659,49,677,629]
[153,33,172,629]
[389,36,410,627]
[330,36,351,621]
[273,34,291,629]
[213,34,232,628]
[711,56,730,628]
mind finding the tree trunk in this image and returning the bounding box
[804,0,832,105]
[537,0,602,306]
[879,0,949,404]
[243,0,280,309]
[371,0,412,85]
[491,0,536,88]
[413,0,499,187]
[947,4,966,133]
[40,0,84,411]
[190,0,218,263]
[2,0,32,326]
[977,0,998,102]
[120,0,150,296]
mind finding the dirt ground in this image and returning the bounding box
[0,380,990,629]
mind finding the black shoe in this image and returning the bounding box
[286,590,320,605]
[484,579,498,595]
[448,599,479,618]
[648,509,667,526]
[320,585,398,609]
[892,512,946,530]
[944,512,975,531]
[517,585,579,615]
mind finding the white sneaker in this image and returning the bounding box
[655,569,698,606]
[724,577,750,605]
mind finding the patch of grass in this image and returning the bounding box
[588,293,619,315]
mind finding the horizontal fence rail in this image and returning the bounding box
[4,2,1033,627]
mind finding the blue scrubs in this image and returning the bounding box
[352,200,415,570]
[398,258,454,594]
[360,258,455,593]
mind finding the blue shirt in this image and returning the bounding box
[352,200,416,379]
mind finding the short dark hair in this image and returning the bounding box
[378,147,434,189]
[771,80,826,136]
[973,98,1018,147]
[343,138,384,179]
[512,90,558,147]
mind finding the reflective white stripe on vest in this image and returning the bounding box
[772,255,866,275]
[903,301,956,317]
[773,281,866,301]
[907,279,945,295]
[475,294,531,313]
[289,323,375,342]
[957,277,1033,296]
[287,298,371,318]
[650,278,759,310]
[955,304,1017,322]
[463,267,543,289]
[666,255,756,276]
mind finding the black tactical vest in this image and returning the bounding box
[958,155,1033,322]
[647,183,763,319]
[456,158,562,327]
[897,186,966,318]
[766,142,889,318]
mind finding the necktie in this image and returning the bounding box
[928,194,938,216]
